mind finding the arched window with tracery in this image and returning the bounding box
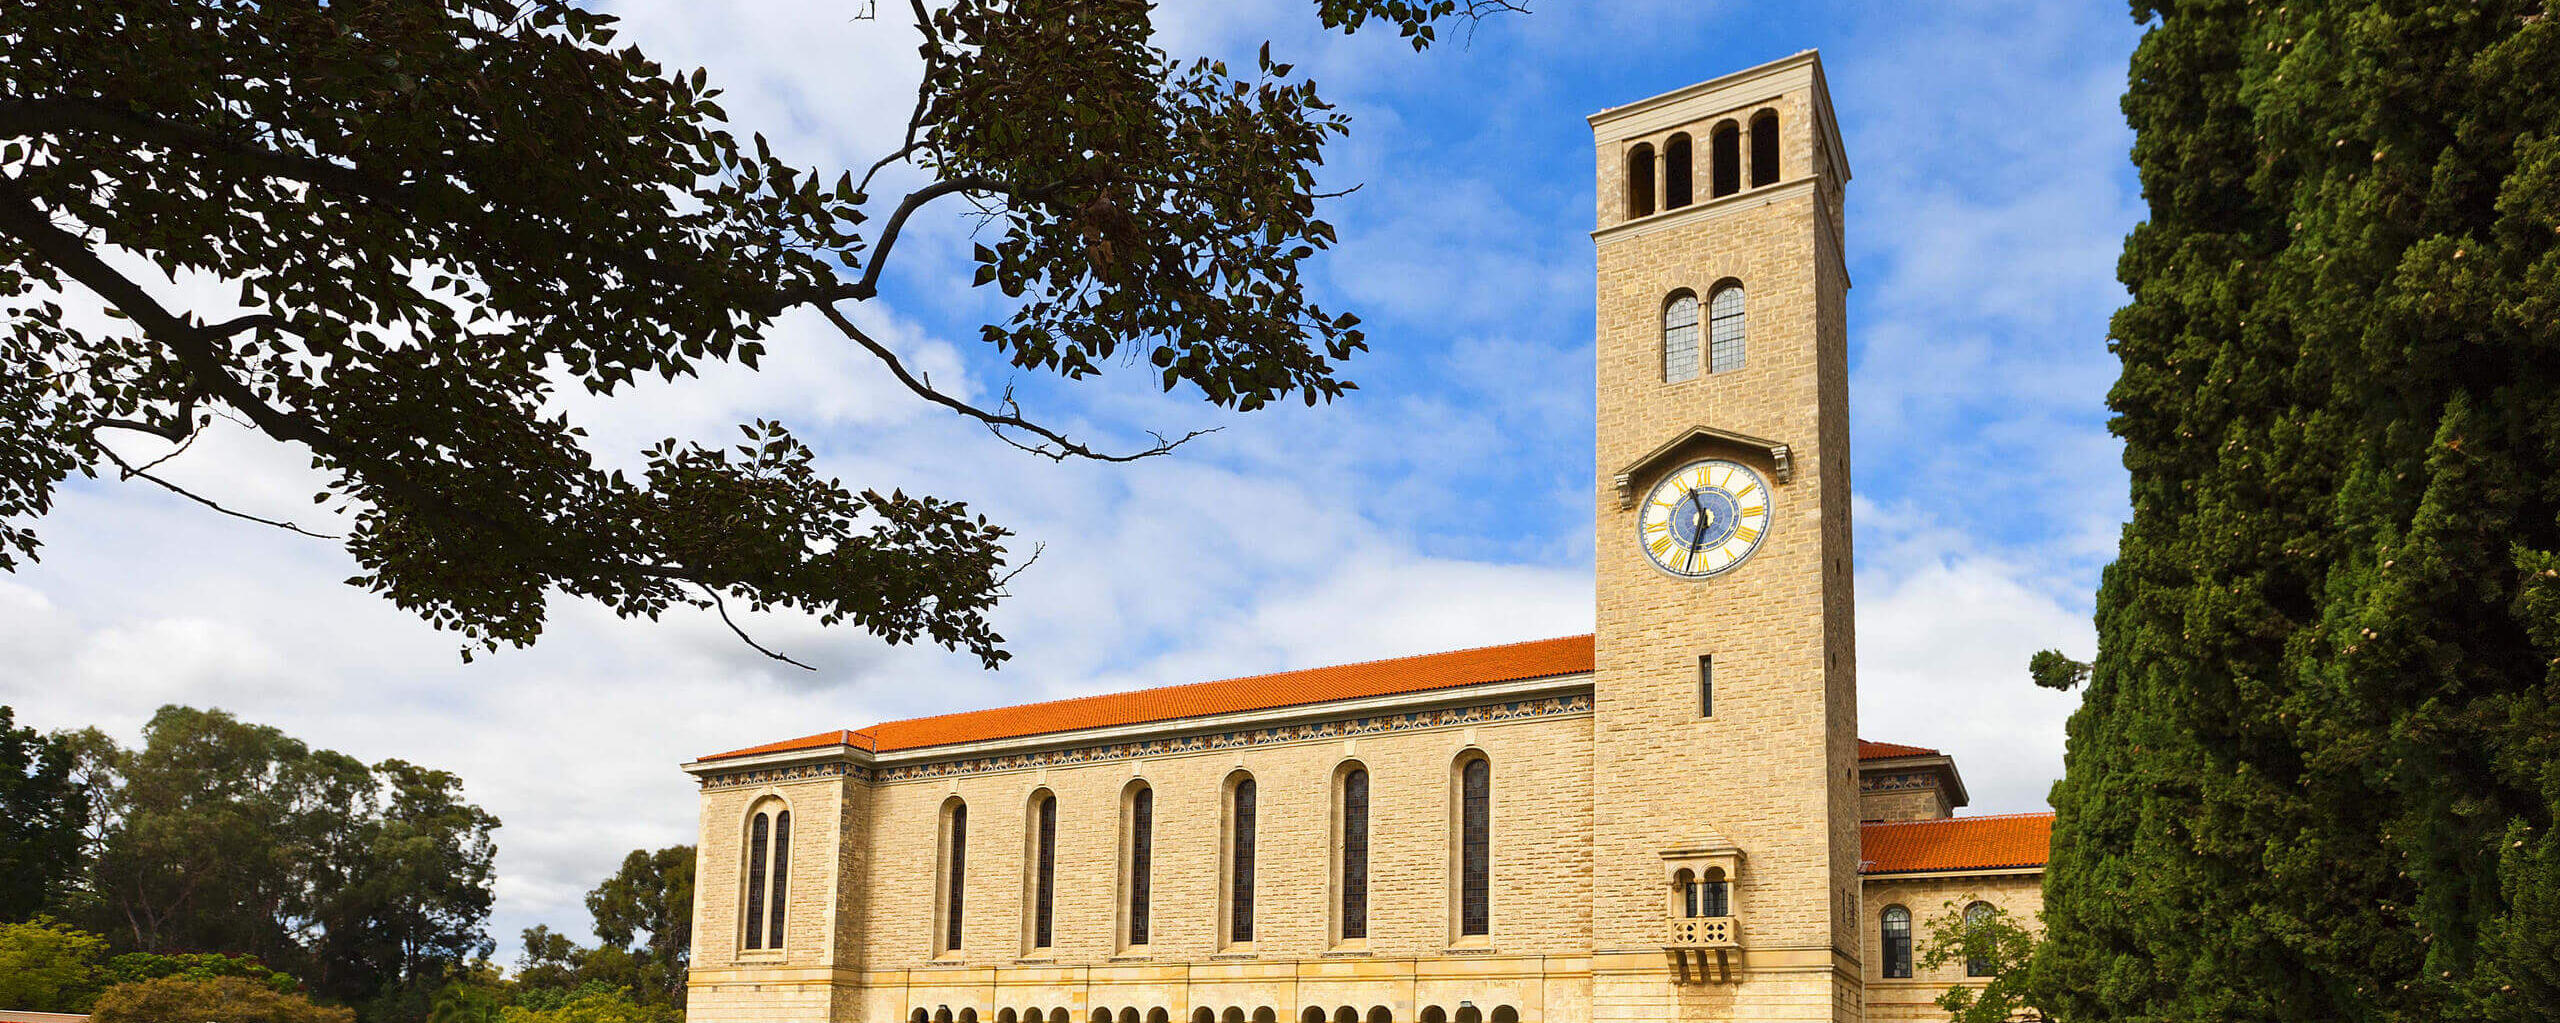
[1337,763,1370,941]
[1707,284,1746,374]
[1626,143,1656,219]
[1664,133,1693,210]
[742,801,790,950]
[1662,292,1700,383]
[1711,121,1741,197]
[1882,904,1914,978]
[938,798,968,953]
[1227,772,1258,944]
[1455,753,1492,937]
[1750,110,1780,187]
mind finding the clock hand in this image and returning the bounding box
[1687,492,1711,551]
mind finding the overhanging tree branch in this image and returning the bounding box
[95,444,338,541]
[815,301,1210,462]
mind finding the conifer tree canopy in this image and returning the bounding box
[2035,3,2560,1020]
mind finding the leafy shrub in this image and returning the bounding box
[106,951,301,994]
[0,916,109,1012]
[497,986,677,1023]
[88,975,353,1023]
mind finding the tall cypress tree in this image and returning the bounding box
[2035,3,2560,1021]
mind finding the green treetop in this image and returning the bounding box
[2034,3,2560,1021]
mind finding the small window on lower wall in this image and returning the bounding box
[1882,904,1913,978]
[1964,901,1996,976]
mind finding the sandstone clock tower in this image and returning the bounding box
[1586,52,1861,1023]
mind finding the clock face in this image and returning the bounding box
[1638,459,1773,578]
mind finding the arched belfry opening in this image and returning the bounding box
[1750,110,1780,187]
[1626,143,1657,218]
[1663,133,1693,209]
[1710,121,1741,197]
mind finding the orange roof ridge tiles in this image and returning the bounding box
[698,634,1975,768]
[1859,812,2053,874]
[699,634,1598,761]
[1863,810,2053,827]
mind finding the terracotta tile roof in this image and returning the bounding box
[1860,812,2053,874]
[699,635,1599,761]
[697,728,877,761]
[1859,739,1942,760]
[698,634,1978,769]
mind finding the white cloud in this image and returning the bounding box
[1852,497,2090,816]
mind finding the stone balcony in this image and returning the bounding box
[1663,915,1740,984]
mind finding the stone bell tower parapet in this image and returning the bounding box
[1585,51,1860,1023]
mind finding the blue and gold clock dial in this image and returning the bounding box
[1638,459,1772,577]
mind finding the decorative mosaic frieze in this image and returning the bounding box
[695,692,1593,789]
[698,759,870,791]
[875,692,1592,783]
[1859,769,1939,793]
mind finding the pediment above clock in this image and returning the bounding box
[1612,425,1794,509]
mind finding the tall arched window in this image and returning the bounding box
[1882,905,1913,978]
[1964,901,1996,976]
[1626,143,1656,219]
[767,810,790,947]
[1710,122,1741,198]
[744,810,770,949]
[1663,133,1693,210]
[1749,111,1780,187]
[1227,773,1258,944]
[1027,791,1056,950]
[1662,292,1700,383]
[742,802,790,950]
[1707,284,1746,373]
[938,799,969,953]
[1456,754,1491,937]
[1338,764,1370,941]
[1124,782,1154,947]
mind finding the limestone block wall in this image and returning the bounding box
[1857,874,2044,1022]
[692,773,865,1023]
[846,706,1595,1021]
[1855,786,1949,824]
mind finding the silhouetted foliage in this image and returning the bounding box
[0,0,1517,668]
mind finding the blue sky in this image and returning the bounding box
[0,1,2145,956]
